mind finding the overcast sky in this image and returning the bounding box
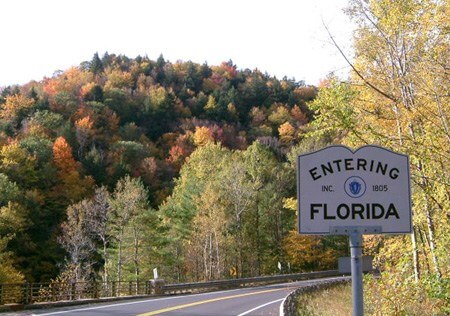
[0,0,354,87]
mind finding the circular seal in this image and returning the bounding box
[344,176,366,198]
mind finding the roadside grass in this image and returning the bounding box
[296,283,352,316]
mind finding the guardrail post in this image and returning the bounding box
[24,282,30,304]
[91,280,98,298]
[145,281,149,295]
[150,279,165,295]
[71,282,76,301]
[29,283,35,304]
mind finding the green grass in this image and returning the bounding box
[296,283,352,316]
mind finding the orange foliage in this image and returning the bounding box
[80,82,97,100]
[53,137,78,174]
[43,67,93,98]
[75,116,94,130]
[283,230,337,271]
[278,122,295,143]
[52,136,94,202]
[291,105,308,125]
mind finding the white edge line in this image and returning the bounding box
[237,298,284,316]
[279,295,288,316]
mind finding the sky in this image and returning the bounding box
[0,0,354,87]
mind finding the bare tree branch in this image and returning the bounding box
[322,20,397,102]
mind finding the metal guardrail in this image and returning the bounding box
[0,280,152,305]
[162,270,342,294]
[0,270,343,306]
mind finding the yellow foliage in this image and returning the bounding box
[193,126,214,146]
[283,230,337,271]
[278,122,295,144]
[0,94,35,121]
[104,68,134,90]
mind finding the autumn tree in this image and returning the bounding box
[86,187,111,283]
[58,199,97,282]
[0,94,35,129]
[0,142,39,188]
[108,176,150,282]
[278,122,295,145]
[161,142,230,281]
[0,173,26,283]
[75,116,94,157]
[52,136,94,203]
[193,126,214,146]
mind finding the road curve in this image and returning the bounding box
[6,277,347,316]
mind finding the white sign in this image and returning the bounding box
[297,145,412,234]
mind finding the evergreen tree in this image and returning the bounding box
[90,52,104,75]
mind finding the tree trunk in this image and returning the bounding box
[117,228,124,285]
[424,199,441,278]
[133,226,140,290]
[411,227,420,282]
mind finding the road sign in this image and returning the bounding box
[297,145,412,234]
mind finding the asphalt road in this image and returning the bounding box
[4,277,347,316]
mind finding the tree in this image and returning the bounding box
[0,173,20,206]
[0,241,25,283]
[108,176,149,281]
[0,94,35,129]
[189,186,228,280]
[313,0,450,312]
[342,0,449,281]
[75,116,94,157]
[160,142,230,281]
[52,136,94,202]
[193,126,214,146]
[283,232,338,271]
[89,52,104,75]
[86,187,111,283]
[58,200,96,282]
[0,142,39,188]
[278,122,295,144]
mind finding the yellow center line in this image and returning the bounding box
[137,287,293,316]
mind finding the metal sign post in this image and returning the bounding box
[331,226,378,316]
[350,230,363,316]
[297,146,412,316]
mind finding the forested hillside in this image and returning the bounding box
[0,53,335,285]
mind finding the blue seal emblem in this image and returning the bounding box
[344,176,366,198]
